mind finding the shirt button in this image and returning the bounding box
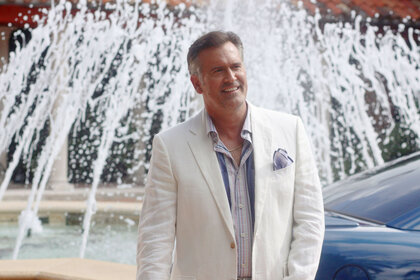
[230,242,235,249]
[241,233,246,238]
[239,204,244,209]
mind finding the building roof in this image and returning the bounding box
[293,0,420,21]
[0,0,196,5]
[0,0,202,28]
[0,0,419,28]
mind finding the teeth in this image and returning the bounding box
[224,87,238,92]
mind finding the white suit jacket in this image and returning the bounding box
[137,103,325,280]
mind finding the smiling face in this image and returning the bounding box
[190,42,248,118]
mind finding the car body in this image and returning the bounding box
[315,151,420,280]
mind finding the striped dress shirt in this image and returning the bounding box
[205,109,255,278]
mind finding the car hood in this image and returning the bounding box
[325,212,360,228]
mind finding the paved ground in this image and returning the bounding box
[0,258,136,280]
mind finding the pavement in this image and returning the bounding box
[0,258,136,280]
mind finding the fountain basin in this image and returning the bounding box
[0,187,143,225]
[0,187,142,264]
[0,200,141,225]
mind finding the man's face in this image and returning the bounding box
[190,42,248,117]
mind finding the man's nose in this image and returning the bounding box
[224,68,237,82]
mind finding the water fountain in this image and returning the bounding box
[0,0,419,264]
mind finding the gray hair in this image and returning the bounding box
[187,31,244,75]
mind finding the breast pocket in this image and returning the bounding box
[273,160,294,174]
[272,163,295,187]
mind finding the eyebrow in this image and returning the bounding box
[210,66,224,72]
[211,62,242,72]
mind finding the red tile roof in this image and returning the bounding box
[295,0,420,20]
[0,0,198,5]
[0,0,200,28]
[1,0,419,29]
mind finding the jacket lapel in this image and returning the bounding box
[186,110,235,240]
[249,104,273,237]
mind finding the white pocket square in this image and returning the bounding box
[273,148,294,171]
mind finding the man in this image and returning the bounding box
[137,31,324,280]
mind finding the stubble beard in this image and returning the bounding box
[220,86,246,112]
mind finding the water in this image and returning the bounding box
[0,0,419,260]
[206,1,420,182]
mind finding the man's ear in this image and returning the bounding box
[190,75,203,94]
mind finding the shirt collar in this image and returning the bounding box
[205,103,253,144]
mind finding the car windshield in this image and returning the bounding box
[323,152,420,225]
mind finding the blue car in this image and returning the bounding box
[316,152,420,280]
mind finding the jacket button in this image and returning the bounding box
[230,242,235,249]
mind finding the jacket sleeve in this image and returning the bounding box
[137,134,177,280]
[285,117,325,280]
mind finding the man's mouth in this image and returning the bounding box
[222,86,240,93]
